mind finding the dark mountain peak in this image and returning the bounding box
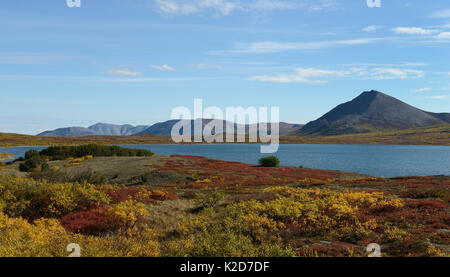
[299,90,447,136]
[361,89,383,95]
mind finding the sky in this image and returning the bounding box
[1,0,450,135]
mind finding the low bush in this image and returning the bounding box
[19,156,49,172]
[38,144,153,160]
[258,156,280,167]
[0,212,160,257]
[195,190,225,209]
[0,176,110,220]
[72,169,108,185]
[60,207,109,235]
[402,187,449,200]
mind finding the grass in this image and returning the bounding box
[0,153,13,160]
[0,124,449,147]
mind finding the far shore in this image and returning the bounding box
[0,124,449,147]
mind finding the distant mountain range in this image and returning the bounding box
[37,90,449,137]
[37,123,150,137]
[38,120,303,137]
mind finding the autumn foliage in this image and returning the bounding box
[0,154,448,257]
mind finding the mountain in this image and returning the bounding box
[138,119,303,136]
[37,127,97,137]
[425,112,450,123]
[298,90,449,136]
[88,123,150,136]
[38,123,150,137]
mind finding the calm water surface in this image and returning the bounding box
[1,144,449,177]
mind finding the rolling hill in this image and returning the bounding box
[38,123,150,137]
[38,121,303,137]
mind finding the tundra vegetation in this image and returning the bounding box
[0,148,448,257]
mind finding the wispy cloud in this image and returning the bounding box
[249,68,350,84]
[0,74,205,83]
[107,69,143,77]
[155,0,239,16]
[154,0,338,17]
[362,25,382,32]
[430,9,450,18]
[392,27,439,35]
[424,95,449,100]
[151,64,176,71]
[435,32,450,39]
[411,88,432,93]
[213,38,382,54]
[248,66,425,84]
[371,68,424,80]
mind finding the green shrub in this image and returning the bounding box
[39,144,153,160]
[24,149,40,160]
[140,172,152,183]
[258,156,280,167]
[195,190,225,209]
[19,156,49,172]
[72,169,108,185]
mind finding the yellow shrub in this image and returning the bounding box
[106,200,148,235]
[381,226,409,243]
[0,175,110,219]
[0,212,159,257]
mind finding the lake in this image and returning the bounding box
[0,144,449,177]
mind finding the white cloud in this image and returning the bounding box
[372,68,424,80]
[107,69,143,77]
[215,38,381,54]
[151,64,176,71]
[248,66,425,84]
[154,0,337,16]
[424,95,448,100]
[430,9,450,18]
[155,0,200,15]
[411,88,432,93]
[248,67,350,84]
[392,27,438,35]
[435,32,450,39]
[362,25,382,32]
[248,0,297,11]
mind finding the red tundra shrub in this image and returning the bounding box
[60,207,108,235]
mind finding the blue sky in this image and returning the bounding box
[1,0,450,134]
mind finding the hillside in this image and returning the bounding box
[298,90,450,136]
[38,123,150,137]
[138,119,302,136]
[1,124,449,147]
